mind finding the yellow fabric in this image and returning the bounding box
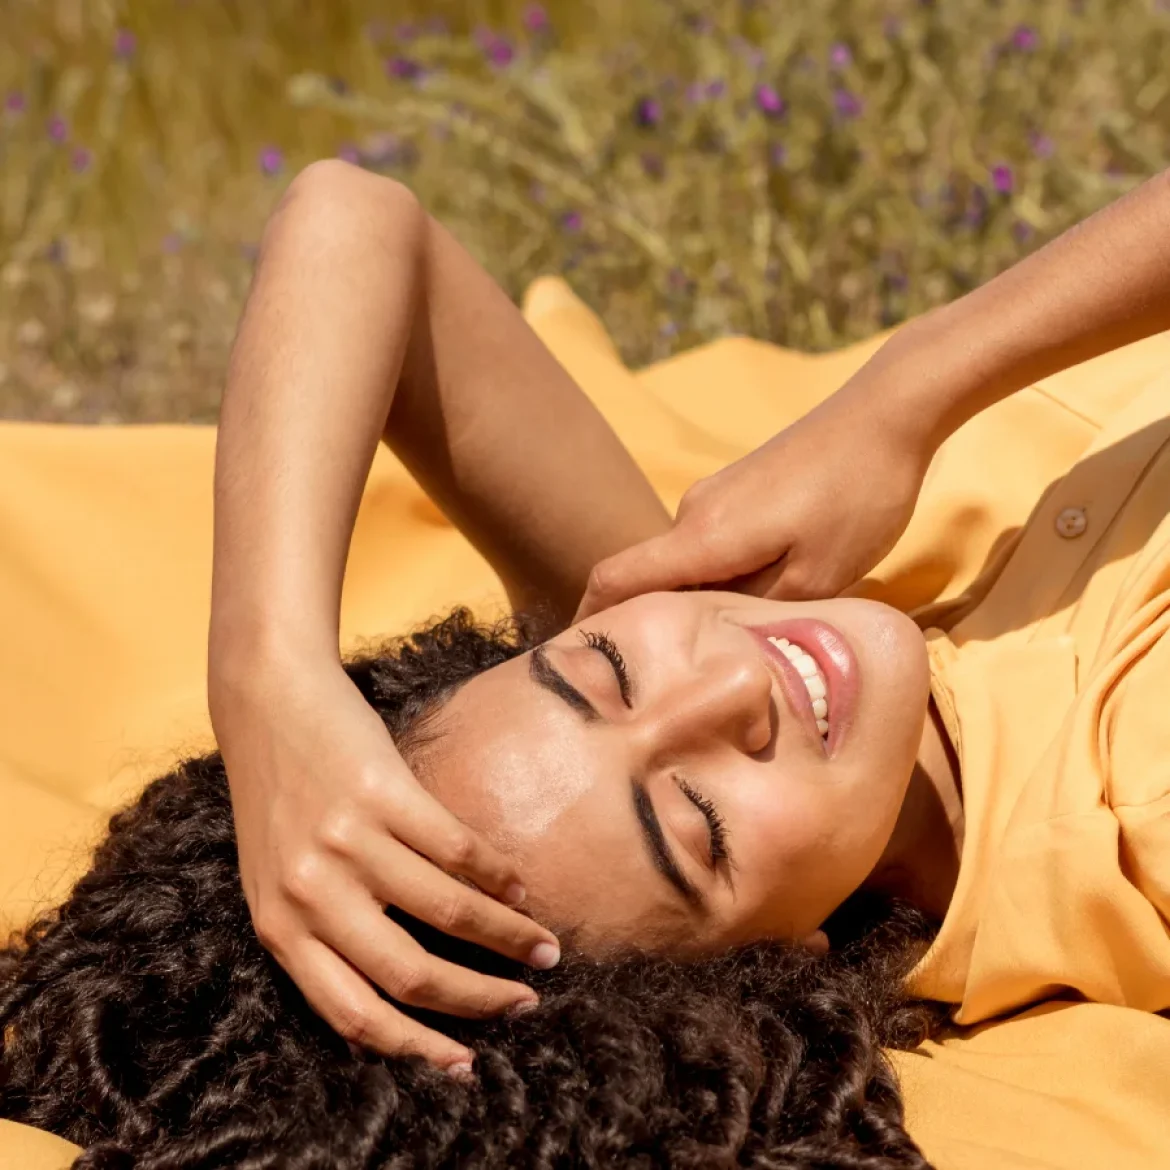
[2,275,1169,1168]
[890,1002,1170,1169]
[0,1120,81,1169]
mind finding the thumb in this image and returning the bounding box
[573,529,712,623]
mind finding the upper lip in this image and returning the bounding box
[746,630,826,754]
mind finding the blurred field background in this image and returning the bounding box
[3,0,1170,423]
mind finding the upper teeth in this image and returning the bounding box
[767,637,830,738]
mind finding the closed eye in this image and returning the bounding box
[579,629,634,708]
[678,778,732,870]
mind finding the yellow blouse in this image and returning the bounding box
[870,340,1170,1024]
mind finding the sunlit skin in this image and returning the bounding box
[417,591,964,958]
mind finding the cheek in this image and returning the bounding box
[474,730,596,853]
[728,768,893,931]
[732,779,834,887]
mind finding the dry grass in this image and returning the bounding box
[3,0,1170,423]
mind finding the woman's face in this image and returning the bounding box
[420,591,931,956]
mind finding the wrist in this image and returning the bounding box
[208,604,341,721]
[835,297,1005,456]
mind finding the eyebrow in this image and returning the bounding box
[529,645,703,909]
[529,645,600,722]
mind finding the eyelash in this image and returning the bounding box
[579,628,633,706]
[679,779,730,865]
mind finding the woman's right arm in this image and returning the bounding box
[209,162,559,1073]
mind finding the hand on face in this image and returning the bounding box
[212,656,561,1072]
[420,591,932,957]
[573,388,933,620]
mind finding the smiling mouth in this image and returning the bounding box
[747,630,826,754]
[743,618,860,757]
[765,636,830,738]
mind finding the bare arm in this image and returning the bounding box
[211,158,669,678]
[856,167,1170,451]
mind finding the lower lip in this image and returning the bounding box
[745,618,860,757]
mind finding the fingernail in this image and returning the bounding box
[447,1059,475,1082]
[528,941,560,969]
[506,996,539,1018]
[503,882,526,908]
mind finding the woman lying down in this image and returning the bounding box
[3,160,1170,1168]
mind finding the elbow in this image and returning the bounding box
[261,159,425,263]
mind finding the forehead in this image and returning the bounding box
[417,651,686,948]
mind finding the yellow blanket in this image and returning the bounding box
[2,277,1168,1168]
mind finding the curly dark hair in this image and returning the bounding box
[1,609,947,1169]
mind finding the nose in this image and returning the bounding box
[640,652,774,757]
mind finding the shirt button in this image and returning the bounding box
[1055,506,1087,539]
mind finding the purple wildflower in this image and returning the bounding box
[562,210,583,232]
[4,91,25,115]
[113,28,136,58]
[393,22,417,41]
[489,38,515,67]
[522,4,549,33]
[1012,25,1039,51]
[70,146,92,173]
[633,96,662,127]
[706,79,726,98]
[46,238,67,264]
[755,83,785,117]
[1029,131,1055,158]
[258,146,284,176]
[162,232,184,254]
[337,143,361,165]
[475,26,515,68]
[640,152,665,179]
[385,56,422,81]
[47,115,68,142]
[769,142,787,166]
[686,81,705,103]
[1013,221,1034,243]
[829,42,852,68]
[991,164,1014,193]
[833,88,863,118]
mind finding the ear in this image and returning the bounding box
[801,929,830,956]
